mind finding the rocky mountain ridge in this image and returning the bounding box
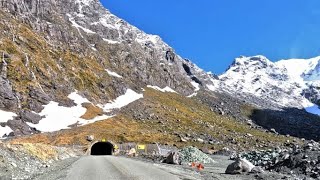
[0,0,218,137]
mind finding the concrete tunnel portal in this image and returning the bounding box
[90,141,114,155]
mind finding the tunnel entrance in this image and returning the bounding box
[90,142,114,155]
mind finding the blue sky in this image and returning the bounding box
[100,0,320,74]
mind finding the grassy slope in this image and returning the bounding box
[10,88,298,151]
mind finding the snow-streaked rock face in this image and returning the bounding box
[0,0,213,137]
[213,55,320,111]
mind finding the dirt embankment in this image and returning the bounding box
[0,141,82,179]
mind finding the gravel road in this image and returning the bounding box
[65,156,179,180]
[33,155,296,180]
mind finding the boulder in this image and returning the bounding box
[86,135,94,142]
[19,110,42,124]
[225,158,255,174]
[180,137,187,142]
[128,148,137,157]
[196,138,204,143]
[165,151,181,165]
[218,108,225,115]
[270,128,277,134]
[28,88,50,104]
[7,119,33,135]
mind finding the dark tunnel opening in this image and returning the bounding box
[90,142,114,155]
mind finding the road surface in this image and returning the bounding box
[33,155,294,180]
[65,156,180,180]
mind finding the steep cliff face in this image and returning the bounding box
[0,0,203,97]
[0,0,217,136]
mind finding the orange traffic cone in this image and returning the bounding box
[197,163,204,171]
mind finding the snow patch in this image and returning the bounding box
[147,85,177,93]
[105,69,122,78]
[0,110,15,138]
[187,93,197,98]
[0,110,16,123]
[101,89,143,112]
[100,17,118,29]
[27,92,111,132]
[207,84,218,92]
[187,81,200,97]
[103,38,120,44]
[90,44,97,51]
[191,81,200,91]
[0,126,13,139]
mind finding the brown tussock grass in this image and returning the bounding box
[80,103,103,120]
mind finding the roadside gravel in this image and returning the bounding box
[32,157,79,180]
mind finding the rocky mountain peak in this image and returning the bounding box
[227,55,280,74]
[216,55,312,109]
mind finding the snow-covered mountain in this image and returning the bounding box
[213,55,320,112]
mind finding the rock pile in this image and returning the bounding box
[240,148,282,167]
[165,146,215,165]
[240,140,320,179]
[179,146,215,164]
[225,158,255,174]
